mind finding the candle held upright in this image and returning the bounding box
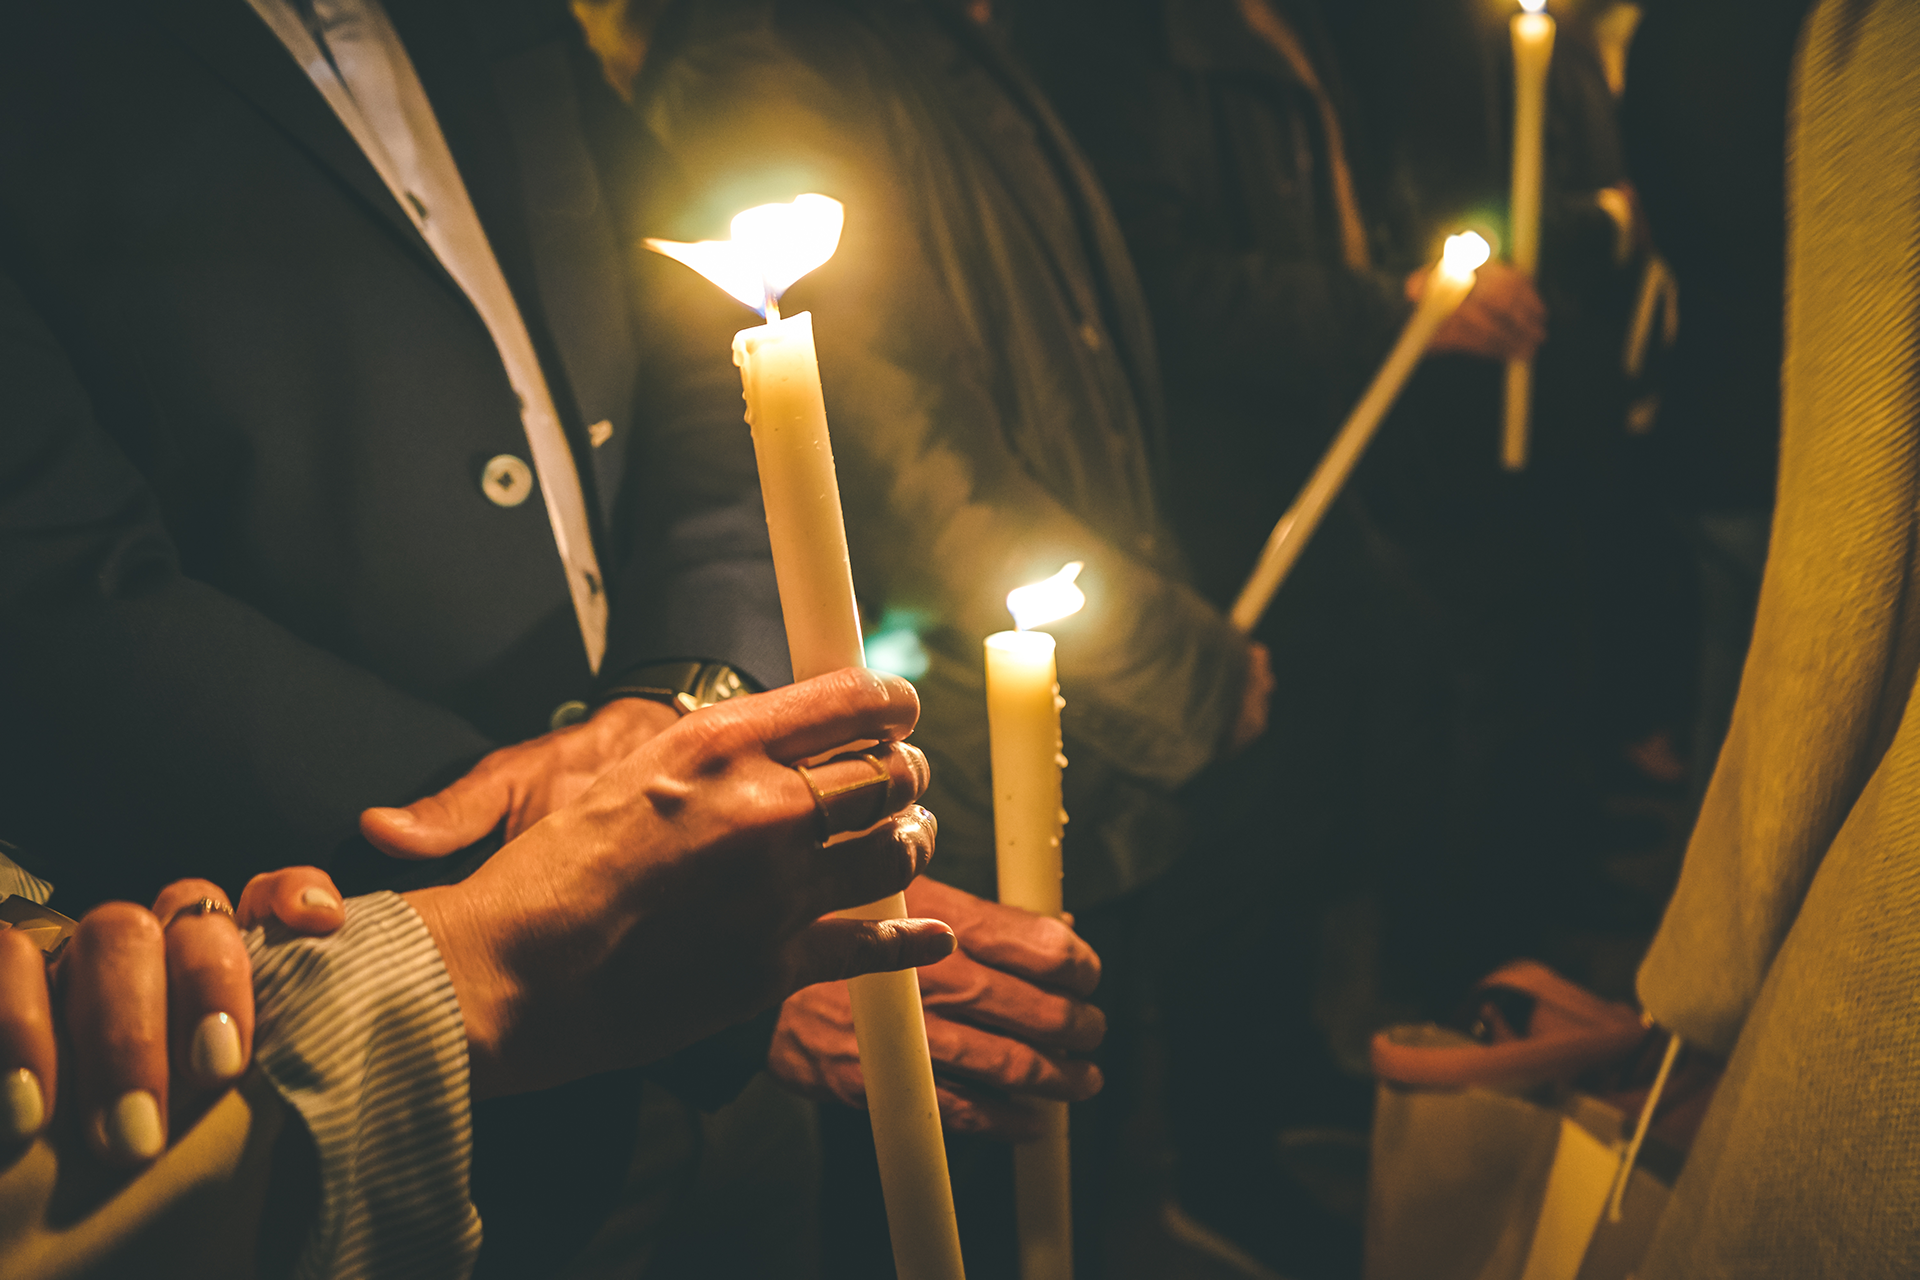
[649,197,965,1280]
[986,562,1086,1280]
[1504,0,1555,471]
[1230,232,1491,633]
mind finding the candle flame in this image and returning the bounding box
[1007,562,1086,631]
[645,194,845,319]
[1440,230,1492,280]
[1519,0,1546,11]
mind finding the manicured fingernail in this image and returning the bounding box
[298,887,341,912]
[191,1012,245,1084]
[381,808,415,827]
[1,1068,45,1141]
[95,1090,164,1162]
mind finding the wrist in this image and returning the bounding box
[404,883,515,1099]
[596,659,759,717]
[589,695,682,742]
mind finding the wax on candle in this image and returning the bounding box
[1231,233,1491,633]
[985,563,1085,1280]
[1504,0,1556,471]
[653,197,965,1280]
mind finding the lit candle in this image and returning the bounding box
[985,562,1087,1280]
[648,197,965,1280]
[1231,232,1492,633]
[1504,0,1555,471]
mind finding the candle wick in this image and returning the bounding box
[764,286,781,324]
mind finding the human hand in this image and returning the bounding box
[1224,640,1274,756]
[0,868,346,1164]
[404,669,957,1100]
[768,877,1104,1139]
[1413,259,1548,362]
[360,696,682,859]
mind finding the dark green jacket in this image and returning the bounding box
[636,0,1249,905]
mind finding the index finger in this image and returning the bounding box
[0,931,55,1142]
[711,668,921,764]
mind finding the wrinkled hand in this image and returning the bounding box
[769,877,1104,1140]
[405,669,957,1100]
[1413,259,1548,362]
[1225,640,1274,756]
[0,869,346,1164]
[361,697,682,858]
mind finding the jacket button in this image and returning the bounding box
[482,454,534,507]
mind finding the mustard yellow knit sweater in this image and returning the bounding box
[1636,1,1920,1272]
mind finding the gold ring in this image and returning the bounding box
[794,750,893,841]
[167,897,235,928]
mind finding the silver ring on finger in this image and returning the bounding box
[166,897,235,929]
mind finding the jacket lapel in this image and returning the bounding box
[138,0,460,299]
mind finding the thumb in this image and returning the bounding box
[788,917,957,990]
[361,767,511,860]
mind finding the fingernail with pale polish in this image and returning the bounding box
[191,1011,246,1084]
[95,1090,164,1162]
[1,1068,45,1141]
[298,886,341,912]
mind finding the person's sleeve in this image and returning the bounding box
[247,891,481,1280]
[638,19,1246,785]
[0,266,497,907]
[596,247,794,692]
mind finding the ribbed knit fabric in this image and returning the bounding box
[249,891,481,1279]
[1634,1,1920,1273]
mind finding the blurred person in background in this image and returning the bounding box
[604,0,1275,1270]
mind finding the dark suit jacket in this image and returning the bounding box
[0,0,788,911]
[0,2,787,1268]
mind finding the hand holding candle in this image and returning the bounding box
[648,198,966,1280]
[1231,232,1492,634]
[986,561,1087,1280]
[1504,0,1556,470]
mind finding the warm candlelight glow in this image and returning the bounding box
[1007,562,1086,632]
[645,193,845,317]
[1520,0,1545,11]
[1440,231,1493,281]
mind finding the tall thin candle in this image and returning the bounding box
[649,197,965,1280]
[986,562,1086,1280]
[1231,232,1492,633]
[1504,0,1556,470]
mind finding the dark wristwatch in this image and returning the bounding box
[596,660,759,717]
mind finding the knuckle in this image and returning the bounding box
[77,902,162,950]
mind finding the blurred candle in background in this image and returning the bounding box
[986,560,1086,1280]
[649,197,965,1280]
[1232,232,1492,633]
[1504,0,1556,471]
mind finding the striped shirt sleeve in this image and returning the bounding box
[246,891,483,1280]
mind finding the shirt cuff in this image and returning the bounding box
[247,891,482,1280]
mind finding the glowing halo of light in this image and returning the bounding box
[1520,0,1546,12]
[644,193,845,318]
[1007,561,1087,631]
